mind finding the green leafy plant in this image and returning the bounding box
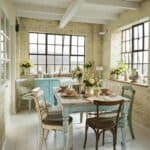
[20,59,32,68]
[111,61,128,75]
[71,66,83,80]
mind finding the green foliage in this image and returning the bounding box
[111,61,128,75]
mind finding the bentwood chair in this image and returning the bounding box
[24,89,73,150]
[121,85,135,139]
[101,85,136,146]
[83,100,123,150]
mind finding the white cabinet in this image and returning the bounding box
[0,9,10,84]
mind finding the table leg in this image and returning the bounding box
[63,115,70,150]
[29,100,32,112]
[120,104,126,150]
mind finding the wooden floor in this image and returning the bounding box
[4,112,150,150]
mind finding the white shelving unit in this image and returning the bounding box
[0,9,10,84]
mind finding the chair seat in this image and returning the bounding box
[86,117,115,129]
[43,114,72,126]
[47,106,62,115]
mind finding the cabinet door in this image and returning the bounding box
[35,79,50,104]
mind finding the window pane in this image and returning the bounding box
[122,42,125,52]
[144,37,149,50]
[63,65,69,73]
[144,22,149,36]
[55,65,62,73]
[38,55,46,64]
[78,36,84,46]
[139,25,143,38]
[56,35,62,44]
[47,55,54,64]
[55,56,62,64]
[78,46,84,55]
[133,53,137,63]
[30,55,37,64]
[29,44,37,53]
[48,35,55,44]
[134,39,138,50]
[143,51,148,63]
[71,65,76,71]
[48,45,54,54]
[64,36,70,45]
[138,38,143,50]
[30,65,37,74]
[133,27,138,38]
[38,34,45,44]
[63,56,69,64]
[29,33,37,43]
[47,65,54,73]
[137,52,143,63]
[72,36,77,45]
[38,65,46,73]
[71,56,77,64]
[64,46,70,55]
[126,41,130,52]
[128,53,132,64]
[55,45,62,54]
[71,46,77,55]
[126,30,130,41]
[122,31,126,41]
[38,44,45,54]
[78,65,84,69]
[78,56,84,64]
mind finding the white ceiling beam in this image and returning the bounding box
[59,0,85,28]
[86,0,140,10]
[73,16,108,24]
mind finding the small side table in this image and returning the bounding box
[22,94,33,112]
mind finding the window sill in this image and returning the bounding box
[110,79,149,88]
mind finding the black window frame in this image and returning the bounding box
[121,21,150,81]
[28,32,85,74]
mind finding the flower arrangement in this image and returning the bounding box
[20,59,32,68]
[83,73,97,87]
[71,66,83,80]
[84,61,93,69]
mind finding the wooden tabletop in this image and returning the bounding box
[54,90,129,106]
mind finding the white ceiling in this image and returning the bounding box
[12,0,143,28]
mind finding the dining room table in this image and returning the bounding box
[54,89,129,150]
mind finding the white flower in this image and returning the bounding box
[89,78,95,85]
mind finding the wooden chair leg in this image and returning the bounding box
[39,128,44,150]
[95,131,100,150]
[128,119,135,139]
[102,130,105,146]
[80,112,83,123]
[83,123,89,148]
[112,128,116,150]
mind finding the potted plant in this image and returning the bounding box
[110,61,128,80]
[71,66,83,82]
[20,59,32,76]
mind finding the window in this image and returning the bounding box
[121,21,149,83]
[29,33,85,74]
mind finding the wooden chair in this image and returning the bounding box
[83,100,123,150]
[24,89,73,150]
[121,85,135,139]
[101,85,136,146]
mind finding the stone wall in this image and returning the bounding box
[16,18,103,77]
[102,0,150,128]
